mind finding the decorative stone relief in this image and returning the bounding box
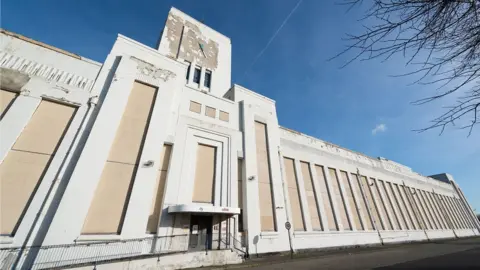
[0,52,94,91]
[130,56,176,82]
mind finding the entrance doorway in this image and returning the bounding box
[188,215,213,250]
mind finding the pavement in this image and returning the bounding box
[198,237,480,269]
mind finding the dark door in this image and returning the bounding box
[189,215,213,250]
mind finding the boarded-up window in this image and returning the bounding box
[351,173,374,230]
[340,171,362,230]
[454,198,474,229]
[398,185,418,230]
[146,144,172,234]
[405,186,425,230]
[189,101,201,113]
[425,192,445,229]
[432,193,449,229]
[1,100,75,235]
[301,162,322,230]
[255,121,275,231]
[219,111,229,122]
[284,158,305,231]
[450,198,468,229]
[369,179,389,230]
[361,176,384,230]
[389,183,408,230]
[392,184,412,230]
[413,189,432,230]
[82,82,156,234]
[377,180,395,230]
[192,144,216,203]
[444,196,461,229]
[394,184,414,230]
[439,195,458,229]
[418,190,437,229]
[384,182,402,230]
[328,168,351,230]
[315,165,337,231]
[0,89,18,120]
[205,106,216,118]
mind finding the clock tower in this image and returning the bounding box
[157,7,232,98]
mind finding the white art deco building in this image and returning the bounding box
[1,7,479,270]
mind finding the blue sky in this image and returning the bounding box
[3,0,479,212]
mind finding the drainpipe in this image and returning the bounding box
[356,168,383,245]
[278,149,294,257]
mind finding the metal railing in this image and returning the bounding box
[0,234,189,270]
[219,233,247,258]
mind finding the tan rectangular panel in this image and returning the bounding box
[189,101,201,113]
[395,185,414,230]
[146,145,172,234]
[370,178,392,230]
[340,171,362,230]
[361,176,384,230]
[83,82,156,234]
[422,190,441,229]
[301,162,322,230]
[219,111,229,122]
[13,100,76,155]
[329,168,351,230]
[443,196,461,229]
[82,163,137,234]
[440,195,459,229]
[412,189,432,229]
[432,193,450,229]
[351,173,373,230]
[418,190,437,229]
[205,106,216,118]
[284,158,305,231]
[405,187,425,230]
[425,192,445,229]
[192,144,216,203]
[398,185,418,230]
[384,182,402,230]
[453,198,474,229]
[107,82,156,164]
[315,165,337,231]
[0,100,75,235]
[0,89,18,119]
[390,183,408,230]
[255,121,275,231]
[451,198,468,229]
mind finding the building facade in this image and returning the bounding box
[1,7,479,269]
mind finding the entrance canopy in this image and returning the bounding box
[168,204,240,215]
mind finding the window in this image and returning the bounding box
[193,66,201,84]
[204,70,212,88]
[185,61,191,82]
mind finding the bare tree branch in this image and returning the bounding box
[336,0,480,135]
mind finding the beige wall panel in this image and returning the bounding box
[0,89,18,119]
[192,144,216,203]
[398,186,417,230]
[205,106,216,118]
[413,189,432,229]
[189,101,201,113]
[340,171,362,230]
[449,197,467,229]
[107,82,156,164]
[378,181,394,230]
[351,173,374,230]
[405,187,425,229]
[13,101,75,155]
[284,158,305,231]
[301,161,322,230]
[219,111,229,122]
[146,145,172,234]
[361,176,384,230]
[382,182,400,229]
[425,192,445,229]
[422,190,441,229]
[258,182,275,231]
[446,196,462,229]
[255,121,275,231]
[454,198,474,229]
[82,162,137,234]
[443,196,461,229]
[315,165,337,230]
[441,195,459,229]
[329,168,351,230]
[417,190,436,229]
[0,151,50,234]
[1,100,75,235]
[389,183,407,230]
[370,178,390,230]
